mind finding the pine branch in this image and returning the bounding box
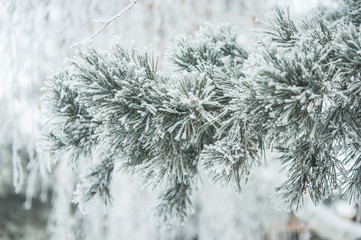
[42,4,361,222]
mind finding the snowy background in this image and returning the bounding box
[1,0,360,239]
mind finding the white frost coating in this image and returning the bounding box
[38,150,49,202]
[5,0,356,239]
[12,131,24,193]
[48,160,77,240]
[24,145,37,209]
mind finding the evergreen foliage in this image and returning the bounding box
[42,71,100,166]
[342,0,361,26]
[42,0,361,223]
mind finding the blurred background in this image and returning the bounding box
[1,0,360,239]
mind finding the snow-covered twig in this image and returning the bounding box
[70,0,141,48]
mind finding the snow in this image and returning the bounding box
[2,0,361,239]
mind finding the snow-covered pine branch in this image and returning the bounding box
[244,6,361,210]
[43,25,251,222]
[42,0,361,224]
